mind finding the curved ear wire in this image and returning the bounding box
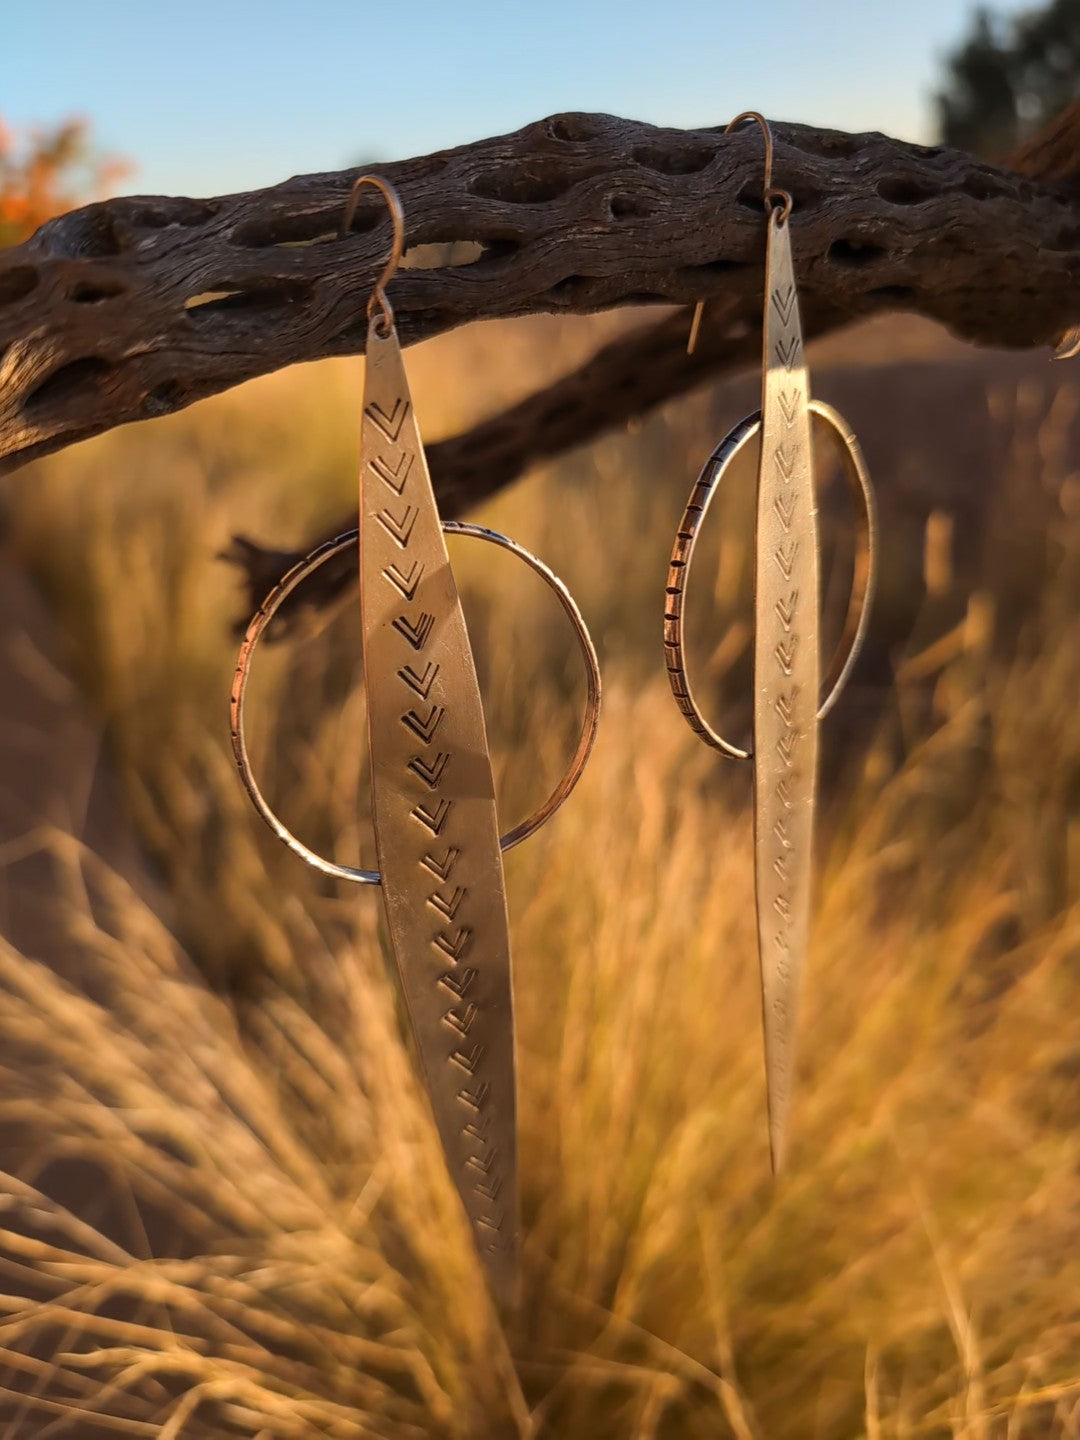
[338,173,406,334]
[687,112,793,355]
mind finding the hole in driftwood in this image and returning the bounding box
[828,237,886,267]
[609,192,654,220]
[24,357,111,414]
[231,206,369,249]
[125,198,221,229]
[477,238,520,264]
[868,284,915,302]
[70,277,127,304]
[693,258,749,277]
[470,166,578,205]
[547,274,596,303]
[402,241,486,270]
[548,114,606,144]
[736,185,767,213]
[184,279,313,320]
[877,177,937,206]
[632,142,714,175]
[787,183,823,211]
[0,266,39,305]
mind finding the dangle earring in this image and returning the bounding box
[230,177,601,1303]
[665,115,878,1172]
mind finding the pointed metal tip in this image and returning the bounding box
[768,1125,788,1179]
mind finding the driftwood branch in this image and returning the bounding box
[2,109,1079,483]
[2,106,1079,616]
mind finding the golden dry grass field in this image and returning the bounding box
[0,309,1076,1438]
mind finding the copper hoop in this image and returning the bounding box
[231,522,602,884]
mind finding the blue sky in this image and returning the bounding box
[6,0,1003,197]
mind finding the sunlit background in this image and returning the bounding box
[0,0,1042,192]
[0,3,1078,1437]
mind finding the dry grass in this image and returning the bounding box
[0,313,1076,1437]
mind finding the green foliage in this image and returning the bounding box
[935,0,1080,157]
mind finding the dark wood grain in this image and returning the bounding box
[2,110,1078,481]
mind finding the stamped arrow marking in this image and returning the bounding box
[778,389,799,426]
[774,444,796,481]
[775,689,798,724]
[393,611,435,651]
[774,541,799,579]
[383,560,424,601]
[428,885,467,921]
[457,1081,489,1111]
[411,797,452,836]
[421,846,459,881]
[401,703,445,744]
[774,494,797,532]
[434,926,472,961]
[775,637,798,676]
[776,336,802,371]
[776,730,799,765]
[369,450,413,494]
[443,1004,478,1037]
[775,593,798,630]
[438,966,478,998]
[398,661,439,698]
[772,284,796,325]
[450,1042,484,1075]
[408,751,450,789]
[365,396,409,442]
[376,503,418,548]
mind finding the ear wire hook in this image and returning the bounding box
[687,111,793,355]
[339,174,406,336]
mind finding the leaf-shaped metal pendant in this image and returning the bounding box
[753,211,819,1173]
[360,320,517,1302]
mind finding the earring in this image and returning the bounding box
[230,177,601,1305]
[666,114,878,1173]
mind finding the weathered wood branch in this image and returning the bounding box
[2,109,1079,485]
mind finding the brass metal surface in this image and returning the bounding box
[666,116,879,1173]
[359,320,520,1298]
[230,176,605,1303]
[753,208,818,1173]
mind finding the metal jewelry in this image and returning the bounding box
[666,114,878,1172]
[231,177,602,1303]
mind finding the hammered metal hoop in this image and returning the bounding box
[231,521,602,885]
[664,399,878,762]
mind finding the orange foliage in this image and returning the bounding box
[0,116,129,247]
